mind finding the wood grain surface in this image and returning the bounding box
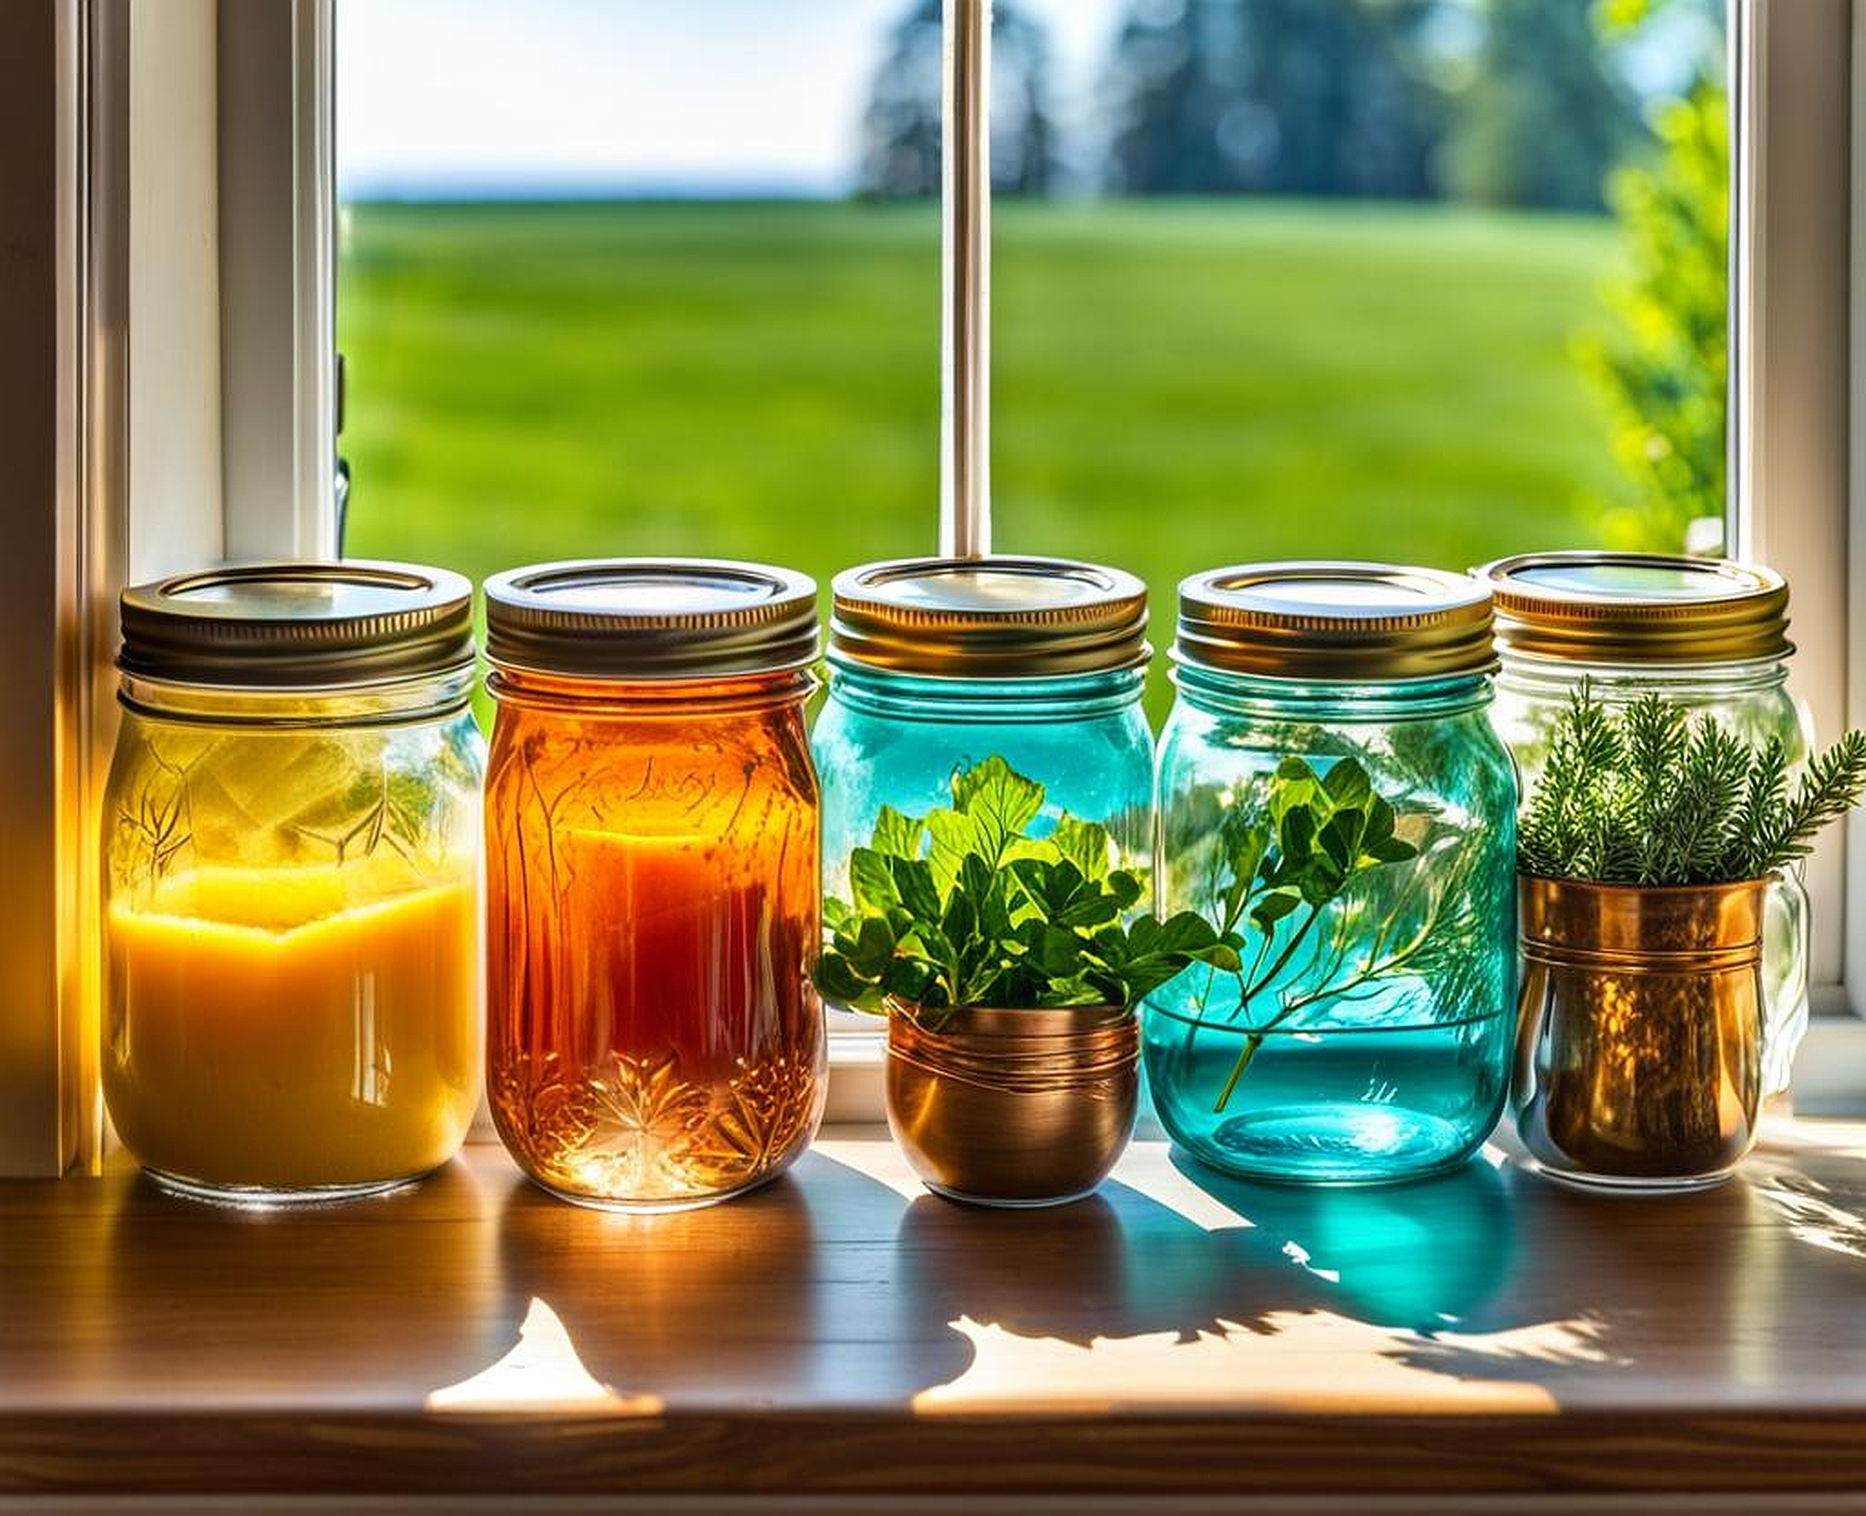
[2,1122,1865,1500]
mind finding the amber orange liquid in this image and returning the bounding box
[485,674,824,1208]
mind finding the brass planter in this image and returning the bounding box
[1513,875,1767,1192]
[885,1001,1139,1208]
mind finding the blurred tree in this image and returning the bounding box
[1444,0,1642,211]
[859,0,1058,198]
[1575,0,1728,551]
[1101,1,1231,193]
[1103,0,1448,198]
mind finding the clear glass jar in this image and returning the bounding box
[103,562,484,1205]
[814,557,1155,904]
[1145,564,1517,1185]
[483,560,825,1212]
[1480,552,1811,1095]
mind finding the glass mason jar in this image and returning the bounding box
[1479,552,1812,1096]
[1146,563,1518,1185]
[103,562,484,1206]
[483,560,825,1212]
[814,557,1156,909]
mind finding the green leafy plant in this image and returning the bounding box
[1519,689,1866,884]
[814,756,1238,1018]
[1192,755,1430,1111]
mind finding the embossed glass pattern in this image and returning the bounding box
[102,564,484,1206]
[486,670,823,1209]
[483,558,825,1213]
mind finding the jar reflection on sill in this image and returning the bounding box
[79,1160,501,1395]
[494,1163,822,1391]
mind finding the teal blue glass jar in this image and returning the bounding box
[814,556,1155,923]
[1145,563,1517,1185]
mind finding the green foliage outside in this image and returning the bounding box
[1103,0,1447,199]
[1574,67,1728,551]
[338,199,1619,724]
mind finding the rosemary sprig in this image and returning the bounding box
[1518,688,1866,885]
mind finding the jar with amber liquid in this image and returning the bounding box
[103,563,484,1205]
[483,560,825,1211]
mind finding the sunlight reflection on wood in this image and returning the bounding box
[1111,1143,1259,1231]
[1753,1171,1866,1261]
[811,1134,926,1202]
[426,1296,659,1416]
[913,1310,1621,1416]
[8,1132,1866,1498]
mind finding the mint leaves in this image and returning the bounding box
[816,756,1237,1015]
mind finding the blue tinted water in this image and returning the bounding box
[1143,989,1512,1185]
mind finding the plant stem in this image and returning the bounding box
[1213,1032,1264,1113]
[1204,908,1320,1116]
[1241,907,1320,1009]
[1207,898,1443,1116]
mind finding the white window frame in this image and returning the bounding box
[5,0,1862,1174]
[1733,0,1866,1108]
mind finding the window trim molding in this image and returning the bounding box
[1798,0,1866,1103]
[1731,0,1857,1036]
[0,0,125,1176]
[0,0,340,1176]
[216,0,337,562]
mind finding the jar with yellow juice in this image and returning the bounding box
[103,562,484,1205]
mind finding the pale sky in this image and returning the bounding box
[337,0,1131,197]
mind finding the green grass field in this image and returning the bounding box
[338,198,1623,717]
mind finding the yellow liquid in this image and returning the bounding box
[104,860,480,1192]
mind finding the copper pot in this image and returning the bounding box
[1513,875,1767,1191]
[885,1001,1139,1208]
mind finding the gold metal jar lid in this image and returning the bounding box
[1478,551,1792,664]
[483,558,819,680]
[118,560,475,688]
[1176,561,1496,681]
[829,556,1149,678]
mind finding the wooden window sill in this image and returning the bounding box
[3,1122,1866,1510]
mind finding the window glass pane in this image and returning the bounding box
[337,0,1729,723]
